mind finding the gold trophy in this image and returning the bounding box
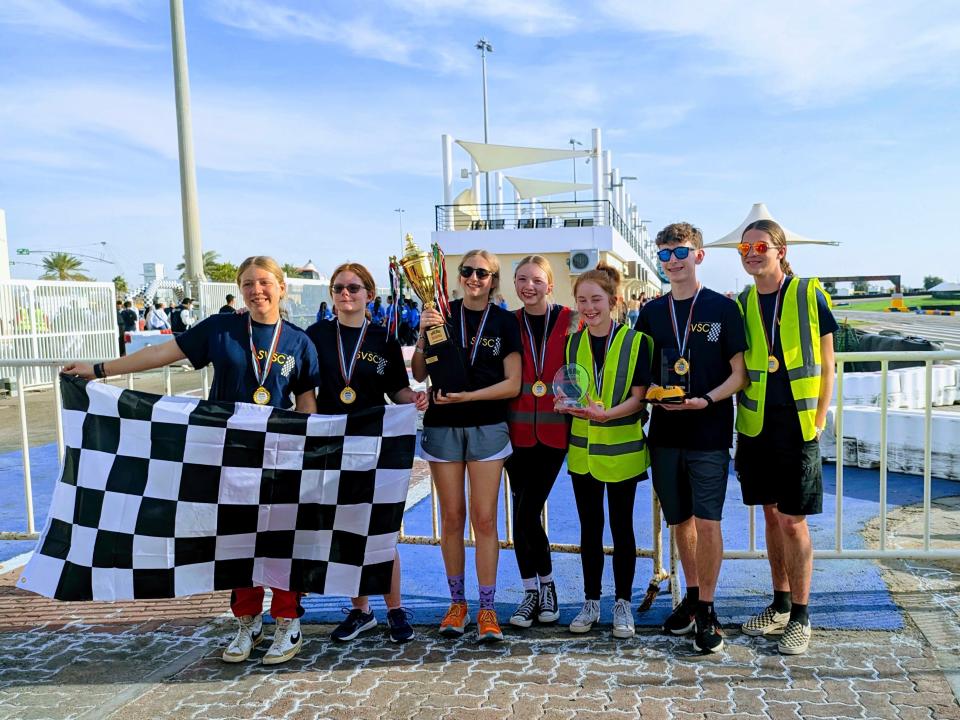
[398,234,467,392]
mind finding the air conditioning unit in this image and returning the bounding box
[568,249,599,274]
[625,260,640,280]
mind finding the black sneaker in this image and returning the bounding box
[509,590,539,628]
[331,608,377,642]
[663,595,697,636]
[386,607,414,643]
[693,610,724,653]
[537,582,559,624]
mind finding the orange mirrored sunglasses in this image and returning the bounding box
[737,240,772,257]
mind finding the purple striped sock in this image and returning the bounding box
[447,574,466,603]
[479,585,496,610]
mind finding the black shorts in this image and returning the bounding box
[650,446,729,525]
[735,406,823,516]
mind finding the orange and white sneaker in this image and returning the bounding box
[439,601,470,638]
[476,608,504,643]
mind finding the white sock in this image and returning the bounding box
[539,573,554,585]
[522,577,538,592]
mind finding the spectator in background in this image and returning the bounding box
[369,296,386,325]
[496,294,508,310]
[116,301,126,356]
[316,301,333,322]
[146,301,171,330]
[171,298,196,334]
[118,300,138,355]
[219,294,237,314]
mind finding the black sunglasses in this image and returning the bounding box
[459,266,492,280]
[657,246,692,262]
[332,283,365,294]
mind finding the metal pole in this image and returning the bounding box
[170,0,205,296]
[570,138,582,201]
[394,208,405,256]
[16,367,36,535]
[477,39,492,220]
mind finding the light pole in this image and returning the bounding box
[394,208,405,254]
[569,138,583,201]
[476,38,493,219]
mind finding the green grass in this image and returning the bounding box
[833,295,960,312]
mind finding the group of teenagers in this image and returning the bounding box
[63,217,836,665]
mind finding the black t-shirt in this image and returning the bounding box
[423,299,522,428]
[587,327,652,392]
[305,319,410,413]
[219,304,236,314]
[760,282,838,409]
[636,287,748,450]
[119,308,138,332]
[176,313,320,409]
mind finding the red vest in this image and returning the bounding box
[508,305,574,449]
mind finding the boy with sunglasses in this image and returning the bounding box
[635,222,747,653]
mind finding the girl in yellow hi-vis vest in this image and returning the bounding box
[734,219,837,656]
[556,264,652,639]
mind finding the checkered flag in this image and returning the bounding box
[707,322,721,342]
[18,375,416,602]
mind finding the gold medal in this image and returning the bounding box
[767,355,780,373]
[673,357,690,376]
[340,386,357,404]
[532,380,547,397]
[253,386,271,405]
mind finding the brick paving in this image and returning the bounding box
[2,561,960,720]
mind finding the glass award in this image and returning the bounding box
[552,363,590,408]
[646,349,689,404]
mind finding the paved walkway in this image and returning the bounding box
[4,548,960,720]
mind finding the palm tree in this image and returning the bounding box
[281,263,300,278]
[176,250,221,279]
[40,253,91,281]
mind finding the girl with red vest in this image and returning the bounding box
[505,255,577,629]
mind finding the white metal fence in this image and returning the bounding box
[198,279,331,330]
[0,280,117,389]
[4,351,960,604]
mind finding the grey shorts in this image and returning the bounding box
[650,446,730,525]
[420,422,513,463]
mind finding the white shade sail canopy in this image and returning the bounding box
[451,187,480,230]
[506,176,593,200]
[457,140,592,172]
[705,203,838,248]
[537,201,596,216]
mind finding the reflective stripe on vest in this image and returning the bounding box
[736,277,828,441]
[565,325,650,482]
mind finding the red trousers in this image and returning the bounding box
[230,587,303,619]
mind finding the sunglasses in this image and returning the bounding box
[656,246,692,262]
[332,283,365,294]
[737,241,773,257]
[459,266,492,280]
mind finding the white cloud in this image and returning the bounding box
[0,0,156,48]
[598,0,960,104]
[390,0,582,36]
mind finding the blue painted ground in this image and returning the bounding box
[4,442,957,630]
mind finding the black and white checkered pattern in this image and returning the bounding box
[707,322,721,343]
[19,375,416,602]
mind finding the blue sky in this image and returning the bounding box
[2,0,959,293]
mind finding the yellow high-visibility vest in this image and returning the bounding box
[736,277,829,441]
[566,324,650,482]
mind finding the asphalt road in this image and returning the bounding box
[834,308,960,351]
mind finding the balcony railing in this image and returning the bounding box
[435,199,656,274]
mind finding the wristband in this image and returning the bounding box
[702,394,714,407]
[94,362,106,379]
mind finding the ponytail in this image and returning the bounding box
[780,258,794,276]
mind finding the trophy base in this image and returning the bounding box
[424,329,468,394]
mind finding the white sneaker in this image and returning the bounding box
[222,614,263,663]
[262,617,303,665]
[569,600,600,634]
[612,599,635,639]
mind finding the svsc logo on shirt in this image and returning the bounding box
[691,322,722,343]
[280,355,296,377]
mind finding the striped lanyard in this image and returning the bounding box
[668,284,701,358]
[460,302,492,367]
[759,276,786,356]
[247,316,283,387]
[336,318,369,387]
[522,304,552,380]
[592,321,618,397]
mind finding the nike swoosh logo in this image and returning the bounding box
[289,633,301,644]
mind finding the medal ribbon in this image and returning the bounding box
[592,321,618,398]
[460,302,492,367]
[668,284,702,358]
[758,276,786,358]
[522,304,552,380]
[248,315,283,387]
[336,318,370,387]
